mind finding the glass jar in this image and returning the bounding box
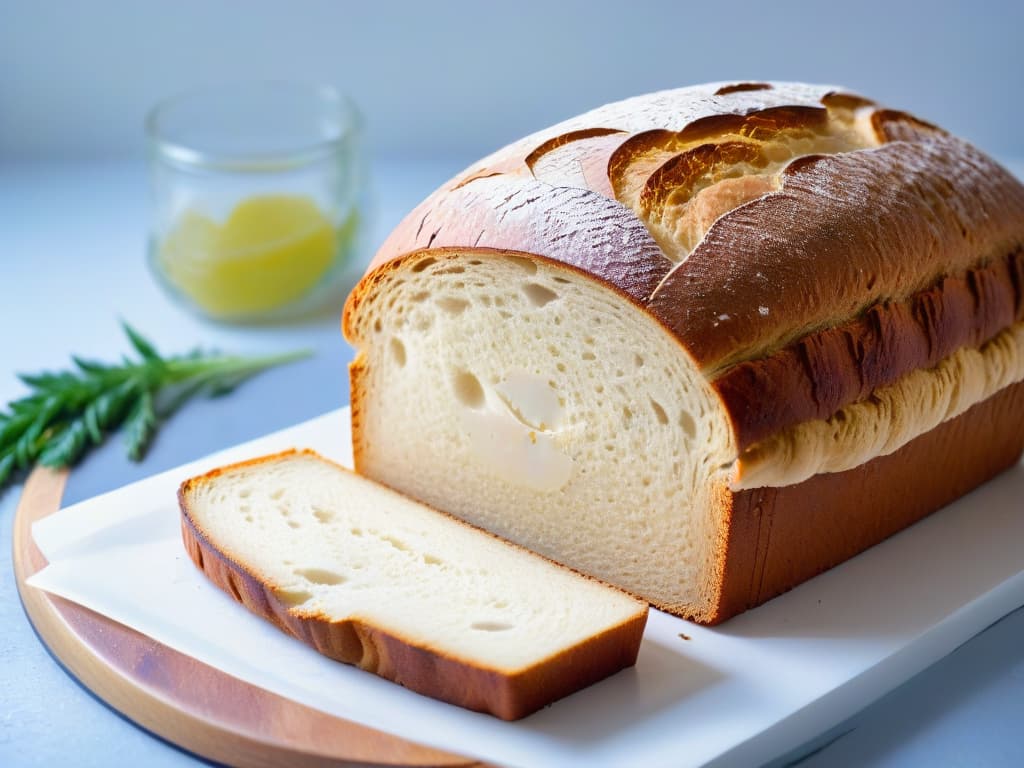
[146,82,363,323]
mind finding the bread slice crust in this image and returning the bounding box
[179,450,648,720]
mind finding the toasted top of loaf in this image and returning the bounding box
[179,450,648,719]
[345,81,1024,448]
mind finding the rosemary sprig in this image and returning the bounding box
[0,323,311,491]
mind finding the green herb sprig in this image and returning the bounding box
[0,323,310,491]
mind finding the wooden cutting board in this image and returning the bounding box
[13,466,486,768]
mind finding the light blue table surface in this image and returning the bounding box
[2,158,1023,768]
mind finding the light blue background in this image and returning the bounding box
[2,2,1023,767]
[2,0,1023,164]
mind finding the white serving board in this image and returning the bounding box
[27,408,1024,768]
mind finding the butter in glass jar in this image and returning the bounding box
[147,82,363,322]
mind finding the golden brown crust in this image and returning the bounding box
[178,451,647,720]
[458,81,844,183]
[708,379,1024,624]
[638,140,769,215]
[647,134,1024,370]
[366,177,671,309]
[716,248,1024,449]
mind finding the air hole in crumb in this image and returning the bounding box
[350,527,364,537]
[411,290,430,302]
[650,399,669,425]
[436,296,469,315]
[471,621,514,632]
[239,489,251,498]
[411,257,437,272]
[556,362,566,372]
[679,411,697,439]
[453,370,485,408]
[505,255,538,274]
[295,568,346,585]
[522,282,559,307]
[423,554,444,566]
[623,405,633,421]
[270,489,285,500]
[390,337,407,367]
[634,354,645,368]
[435,266,465,275]
[553,276,571,284]
[381,535,409,552]
[582,351,596,361]
[373,319,383,333]
[312,507,335,524]
[244,514,254,523]
[276,588,313,606]
[287,520,301,529]
[469,259,482,266]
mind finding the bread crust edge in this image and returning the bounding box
[709,379,1024,624]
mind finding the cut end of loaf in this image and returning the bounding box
[178,449,647,719]
[345,250,737,623]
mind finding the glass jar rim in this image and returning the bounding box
[146,81,359,172]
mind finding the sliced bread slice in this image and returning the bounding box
[178,449,648,720]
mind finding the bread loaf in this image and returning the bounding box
[178,450,647,719]
[342,82,1024,624]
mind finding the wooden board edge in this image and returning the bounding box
[12,466,487,768]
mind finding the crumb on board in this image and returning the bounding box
[679,632,691,641]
